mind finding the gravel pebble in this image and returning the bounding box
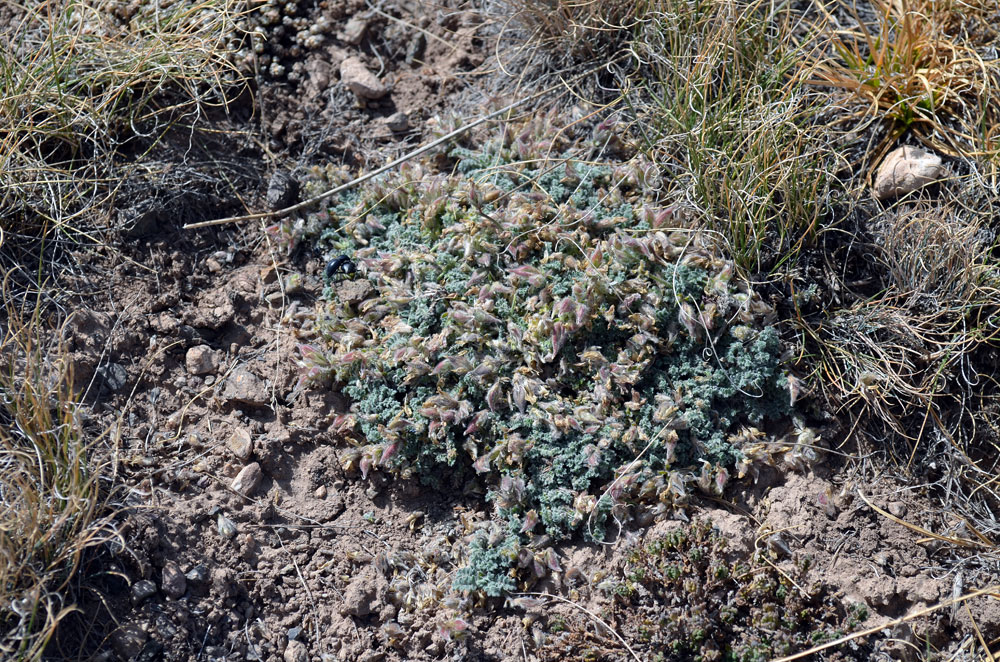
[385,111,409,132]
[283,640,308,662]
[336,279,374,306]
[267,171,299,210]
[185,564,210,584]
[341,16,368,45]
[161,560,187,599]
[232,462,264,496]
[97,362,128,393]
[112,622,147,660]
[340,566,378,617]
[227,427,254,461]
[222,366,270,407]
[340,56,388,99]
[132,579,157,603]
[185,346,217,375]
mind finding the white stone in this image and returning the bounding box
[873,145,945,200]
[340,57,388,100]
[283,640,308,662]
[185,345,217,375]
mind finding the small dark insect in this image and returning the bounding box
[325,255,357,280]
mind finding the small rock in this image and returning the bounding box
[185,564,210,584]
[132,579,157,604]
[222,366,270,407]
[112,622,147,660]
[232,462,264,496]
[888,501,907,518]
[161,561,187,599]
[340,566,378,617]
[287,626,303,641]
[136,641,164,662]
[304,57,333,100]
[336,279,375,306]
[340,56,388,100]
[96,362,128,393]
[267,171,299,210]
[341,16,368,45]
[314,485,327,499]
[873,145,945,200]
[385,112,409,132]
[203,645,227,661]
[405,33,426,65]
[227,427,254,461]
[283,640,308,662]
[185,345,217,376]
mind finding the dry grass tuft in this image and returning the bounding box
[494,0,637,63]
[625,0,838,273]
[795,192,1000,561]
[803,198,1000,437]
[0,295,119,660]
[801,0,1000,177]
[0,0,247,237]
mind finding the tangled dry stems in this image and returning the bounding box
[0,0,247,237]
[0,298,119,660]
[801,0,1000,174]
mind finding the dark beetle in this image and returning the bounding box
[325,255,357,280]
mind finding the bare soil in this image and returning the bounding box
[31,2,1000,661]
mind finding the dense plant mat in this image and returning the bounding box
[297,110,803,595]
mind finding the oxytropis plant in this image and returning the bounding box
[299,108,793,595]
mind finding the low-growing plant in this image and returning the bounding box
[539,519,867,661]
[300,110,794,595]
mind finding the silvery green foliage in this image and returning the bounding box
[301,110,790,595]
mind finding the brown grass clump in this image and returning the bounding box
[0,297,119,660]
[0,0,247,237]
[800,0,1000,177]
